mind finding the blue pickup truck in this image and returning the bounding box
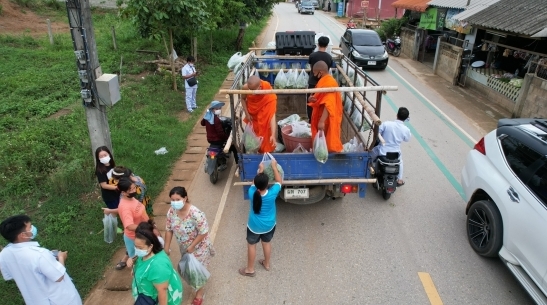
[222,49,395,204]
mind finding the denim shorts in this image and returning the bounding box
[246,226,276,245]
[123,234,135,257]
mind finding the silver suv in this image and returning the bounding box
[298,1,315,14]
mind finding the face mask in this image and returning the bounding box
[127,192,137,198]
[25,225,38,240]
[99,156,111,164]
[171,200,184,210]
[134,247,150,258]
[214,109,222,115]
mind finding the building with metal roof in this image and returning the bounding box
[392,0,430,12]
[427,0,469,9]
[451,0,500,21]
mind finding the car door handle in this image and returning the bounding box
[507,186,520,203]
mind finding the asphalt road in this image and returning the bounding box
[187,3,534,305]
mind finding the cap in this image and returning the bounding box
[209,101,225,109]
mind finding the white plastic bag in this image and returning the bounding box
[274,142,285,153]
[296,69,308,89]
[313,130,328,163]
[289,121,311,138]
[261,152,285,181]
[178,253,210,290]
[278,114,301,127]
[103,214,117,244]
[274,69,287,89]
[286,69,298,88]
[154,147,168,155]
[243,123,263,153]
[228,52,243,70]
[293,143,309,153]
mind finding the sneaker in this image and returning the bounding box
[188,109,194,113]
[218,164,228,172]
[192,106,198,109]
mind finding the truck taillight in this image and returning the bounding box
[474,137,486,155]
[341,184,357,194]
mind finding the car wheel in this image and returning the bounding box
[467,200,503,257]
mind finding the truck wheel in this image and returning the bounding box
[210,167,219,184]
[382,189,391,200]
[467,200,503,257]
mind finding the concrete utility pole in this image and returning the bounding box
[66,0,113,159]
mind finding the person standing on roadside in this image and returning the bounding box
[164,186,214,305]
[182,56,199,113]
[0,215,82,305]
[307,36,333,121]
[95,146,119,214]
[239,160,283,277]
[112,166,153,220]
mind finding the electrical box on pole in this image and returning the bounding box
[66,0,114,159]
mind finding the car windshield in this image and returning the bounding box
[353,34,382,46]
[302,2,312,5]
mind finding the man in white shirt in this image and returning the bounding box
[370,107,411,185]
[0,215,82,305]
[181,55,199,113]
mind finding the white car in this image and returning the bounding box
[461,118,547,305]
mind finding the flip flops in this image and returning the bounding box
[115,261,127,270]
[397,181,405,187]
[258,259,270,271]
[238,268,255,277]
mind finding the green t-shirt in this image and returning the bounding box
[132,250,183,305]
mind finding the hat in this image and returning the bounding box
[209,101,225,109]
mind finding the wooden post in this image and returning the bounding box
[111,26,117,50]
[47,19,54,45]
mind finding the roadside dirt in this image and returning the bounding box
[0,0,67,36]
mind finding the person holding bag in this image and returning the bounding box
[182,56,199,113]
[132,222,183,305]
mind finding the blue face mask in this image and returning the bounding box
[171,200,184,210]
[25,225,38,240]
[134,247,150,258]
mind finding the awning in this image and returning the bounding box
[392,0,430,12]
[452,0,500,21]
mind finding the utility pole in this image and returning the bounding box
[66,0,113,159]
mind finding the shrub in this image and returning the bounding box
[376,17,407,41]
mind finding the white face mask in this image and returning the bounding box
[214,109,222,115]
[171,200,184,210]
[99,156,111,164]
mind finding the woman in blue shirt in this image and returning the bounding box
[239,160,283,277]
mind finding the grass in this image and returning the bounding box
[0,5,267,304]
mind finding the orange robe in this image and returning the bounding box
[243,80,277,153]
[308,74,344,152]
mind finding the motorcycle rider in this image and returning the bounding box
[201,101,239,171]
[369,107,411,186]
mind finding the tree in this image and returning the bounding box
[118,0,213,90]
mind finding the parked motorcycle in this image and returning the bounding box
[205,116,232,184]
[385,36,401,57]
[371,151,401,200]
[347,19,357,29]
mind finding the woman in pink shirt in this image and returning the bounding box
[114,177,149,269]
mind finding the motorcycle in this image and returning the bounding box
[205,116,232,184]
[385,36,401,57]
[371,151,401,200]
[346,19,357,29]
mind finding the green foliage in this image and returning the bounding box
[0,4,3,15]
[375,17,408,41]
[0,7,267,304]
[11,0,38,8]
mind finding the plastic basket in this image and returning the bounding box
[281,125,312,152]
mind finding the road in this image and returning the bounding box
[187,3,533,305]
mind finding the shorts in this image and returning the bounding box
[104,198,120,209]
[246,226,276,245]
[123,234,136,257]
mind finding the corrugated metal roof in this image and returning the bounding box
[392,0,430,12]
[452,0,500,21]
[427,0,468,9]
[463,0,547,36]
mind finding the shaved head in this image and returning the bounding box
[312,61,329,73]
[247,75,261,90]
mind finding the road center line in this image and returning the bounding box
[418,272,444,305]
[209,165,236,244]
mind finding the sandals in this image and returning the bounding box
[115,261,127,270]
[397,180,405,187]
[192,298,203,305]
[238,268,256,277]
[258,259,270,271]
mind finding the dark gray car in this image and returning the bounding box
[340,29,389,70]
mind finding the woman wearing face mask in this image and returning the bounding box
[95,146,119,212]
[200,100,239,171]
[111,166,153,219]
[115,177,149,270]
[164,186,214,305]
[132,222,183,305]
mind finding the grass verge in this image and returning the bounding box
[0,6,267,303]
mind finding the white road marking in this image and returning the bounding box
[209,165,236,243]
[272,10,280,41]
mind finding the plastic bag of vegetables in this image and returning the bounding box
[293,143,310,153]
[274,69,287,89]
[313,130,329,164]
[289,121,311,138]
[243,123,263,153]
[228,52,243,70]
[509,78,523,88]
[178,253,211,290]
[259,63,269,78]
[278,114,300,127]
[296,69,308,89]
[261,153,285,181]
[102,214,117,244]
[286,69,298,89]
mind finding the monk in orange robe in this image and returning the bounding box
[242,75,278,153]
[307,61,343,152]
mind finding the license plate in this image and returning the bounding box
[284,188,309,199]
[368,61,377,65]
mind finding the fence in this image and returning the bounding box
[400,26,416,59]
[527,58,547,80]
